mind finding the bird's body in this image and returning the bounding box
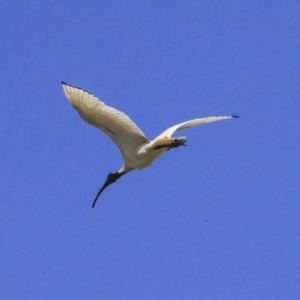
[121,137,185,171]
[62,82,238,207]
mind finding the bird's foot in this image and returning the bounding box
[168,137,187,150]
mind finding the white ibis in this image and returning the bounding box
[62,82,238,208]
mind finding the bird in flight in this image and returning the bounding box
[62,82,238,208]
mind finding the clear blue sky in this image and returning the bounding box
[1,1,300,299]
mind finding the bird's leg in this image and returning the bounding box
[153,137,187,150]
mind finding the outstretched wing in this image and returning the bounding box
[62,82,148,155]
[155,115,238,139]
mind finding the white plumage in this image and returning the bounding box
[62,81,238,207]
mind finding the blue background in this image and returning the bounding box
[1,1,300,299]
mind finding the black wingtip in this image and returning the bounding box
[61,81,67,85]
[232,115,239,118]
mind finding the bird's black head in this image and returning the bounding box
[92,171,126,208]
[107,172,123,184]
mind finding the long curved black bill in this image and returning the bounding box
[92,182,110,208]
[92,172,125,208]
